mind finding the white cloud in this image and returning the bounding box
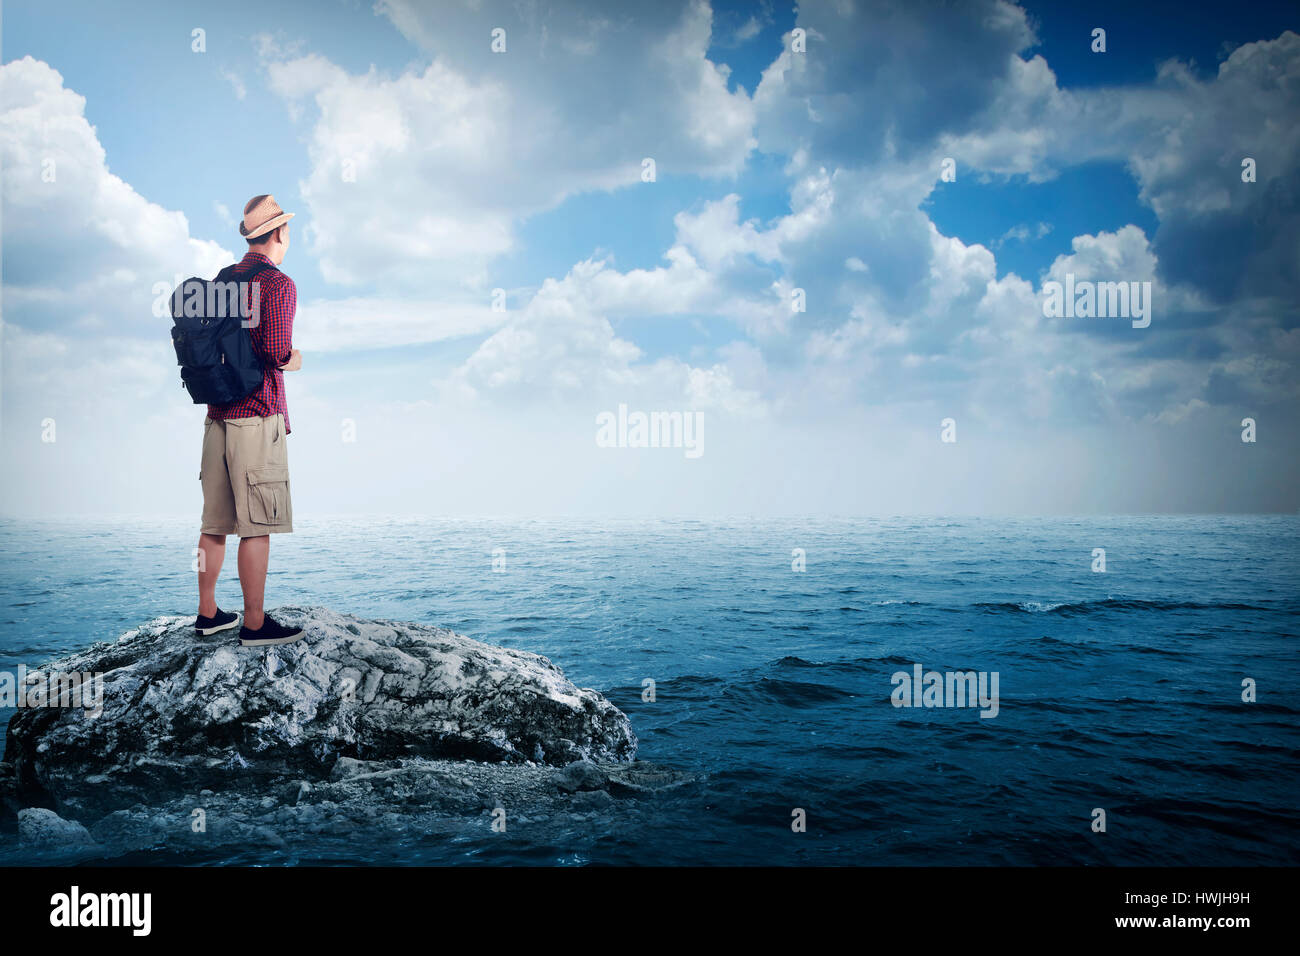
[258,0,756,291]
[0,57,234,341]
[3,5,1298,516]
[295,296,508,352]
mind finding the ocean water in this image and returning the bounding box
[1,514,1297,866]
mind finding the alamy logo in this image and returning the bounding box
[891,663,1000,718]
[0,667,103,717]
[49,886,151,936]
[153,275,263,328]
[596,403,703,459]
[1040,273,1152,328]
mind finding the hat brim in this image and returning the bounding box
[240,211,294,238]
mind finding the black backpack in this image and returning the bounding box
[170,263,274,405]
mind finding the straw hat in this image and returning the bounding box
[239,194,295,239]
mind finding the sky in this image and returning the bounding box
[1,0,1297,517]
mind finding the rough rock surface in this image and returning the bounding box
[0,755,698,864]
[4,606,637,815]
[18,807,95,847]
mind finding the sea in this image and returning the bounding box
[1,514,1297,866]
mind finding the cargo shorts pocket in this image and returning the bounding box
[247,465,290,525]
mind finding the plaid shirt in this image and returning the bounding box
[205,251,296,434]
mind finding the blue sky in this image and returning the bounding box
[2,0,1298,515]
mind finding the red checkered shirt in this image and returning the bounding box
[205,251,296,434]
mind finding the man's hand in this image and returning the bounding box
[278,349,302,372]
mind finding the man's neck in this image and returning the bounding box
[245,249,281,266]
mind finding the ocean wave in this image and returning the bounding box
[773,653,916,669]
[732,676,859,707]
[974,597,1279,615]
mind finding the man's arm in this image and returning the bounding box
[259,275,297,368]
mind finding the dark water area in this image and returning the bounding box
[1,514,1296,865]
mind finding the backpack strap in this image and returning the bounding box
[216,261,277,283]
[216,259,278,280]
[236,262,281,368]
[242,262,277,326]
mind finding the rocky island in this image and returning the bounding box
[1,608,690,862]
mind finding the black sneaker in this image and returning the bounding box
[239,614,305,648]
[195,608,240,636]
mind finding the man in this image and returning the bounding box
[194,194,305,647]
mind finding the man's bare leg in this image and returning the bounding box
[238,535,270,630]
[197,533,227,617]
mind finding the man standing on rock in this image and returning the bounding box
[194,194,305,647]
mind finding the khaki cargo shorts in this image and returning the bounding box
[200,414,293,537]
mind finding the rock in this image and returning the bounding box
[557,760,608,793]
[3,606,637,814]
[602,762,697,794]
[278,780,304,803]
[18,807,95,847]
[254,825,287,849]
[0,761,19,830]
[569,789,615,809]
[0,754,699,863]
[330,757,371,782]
